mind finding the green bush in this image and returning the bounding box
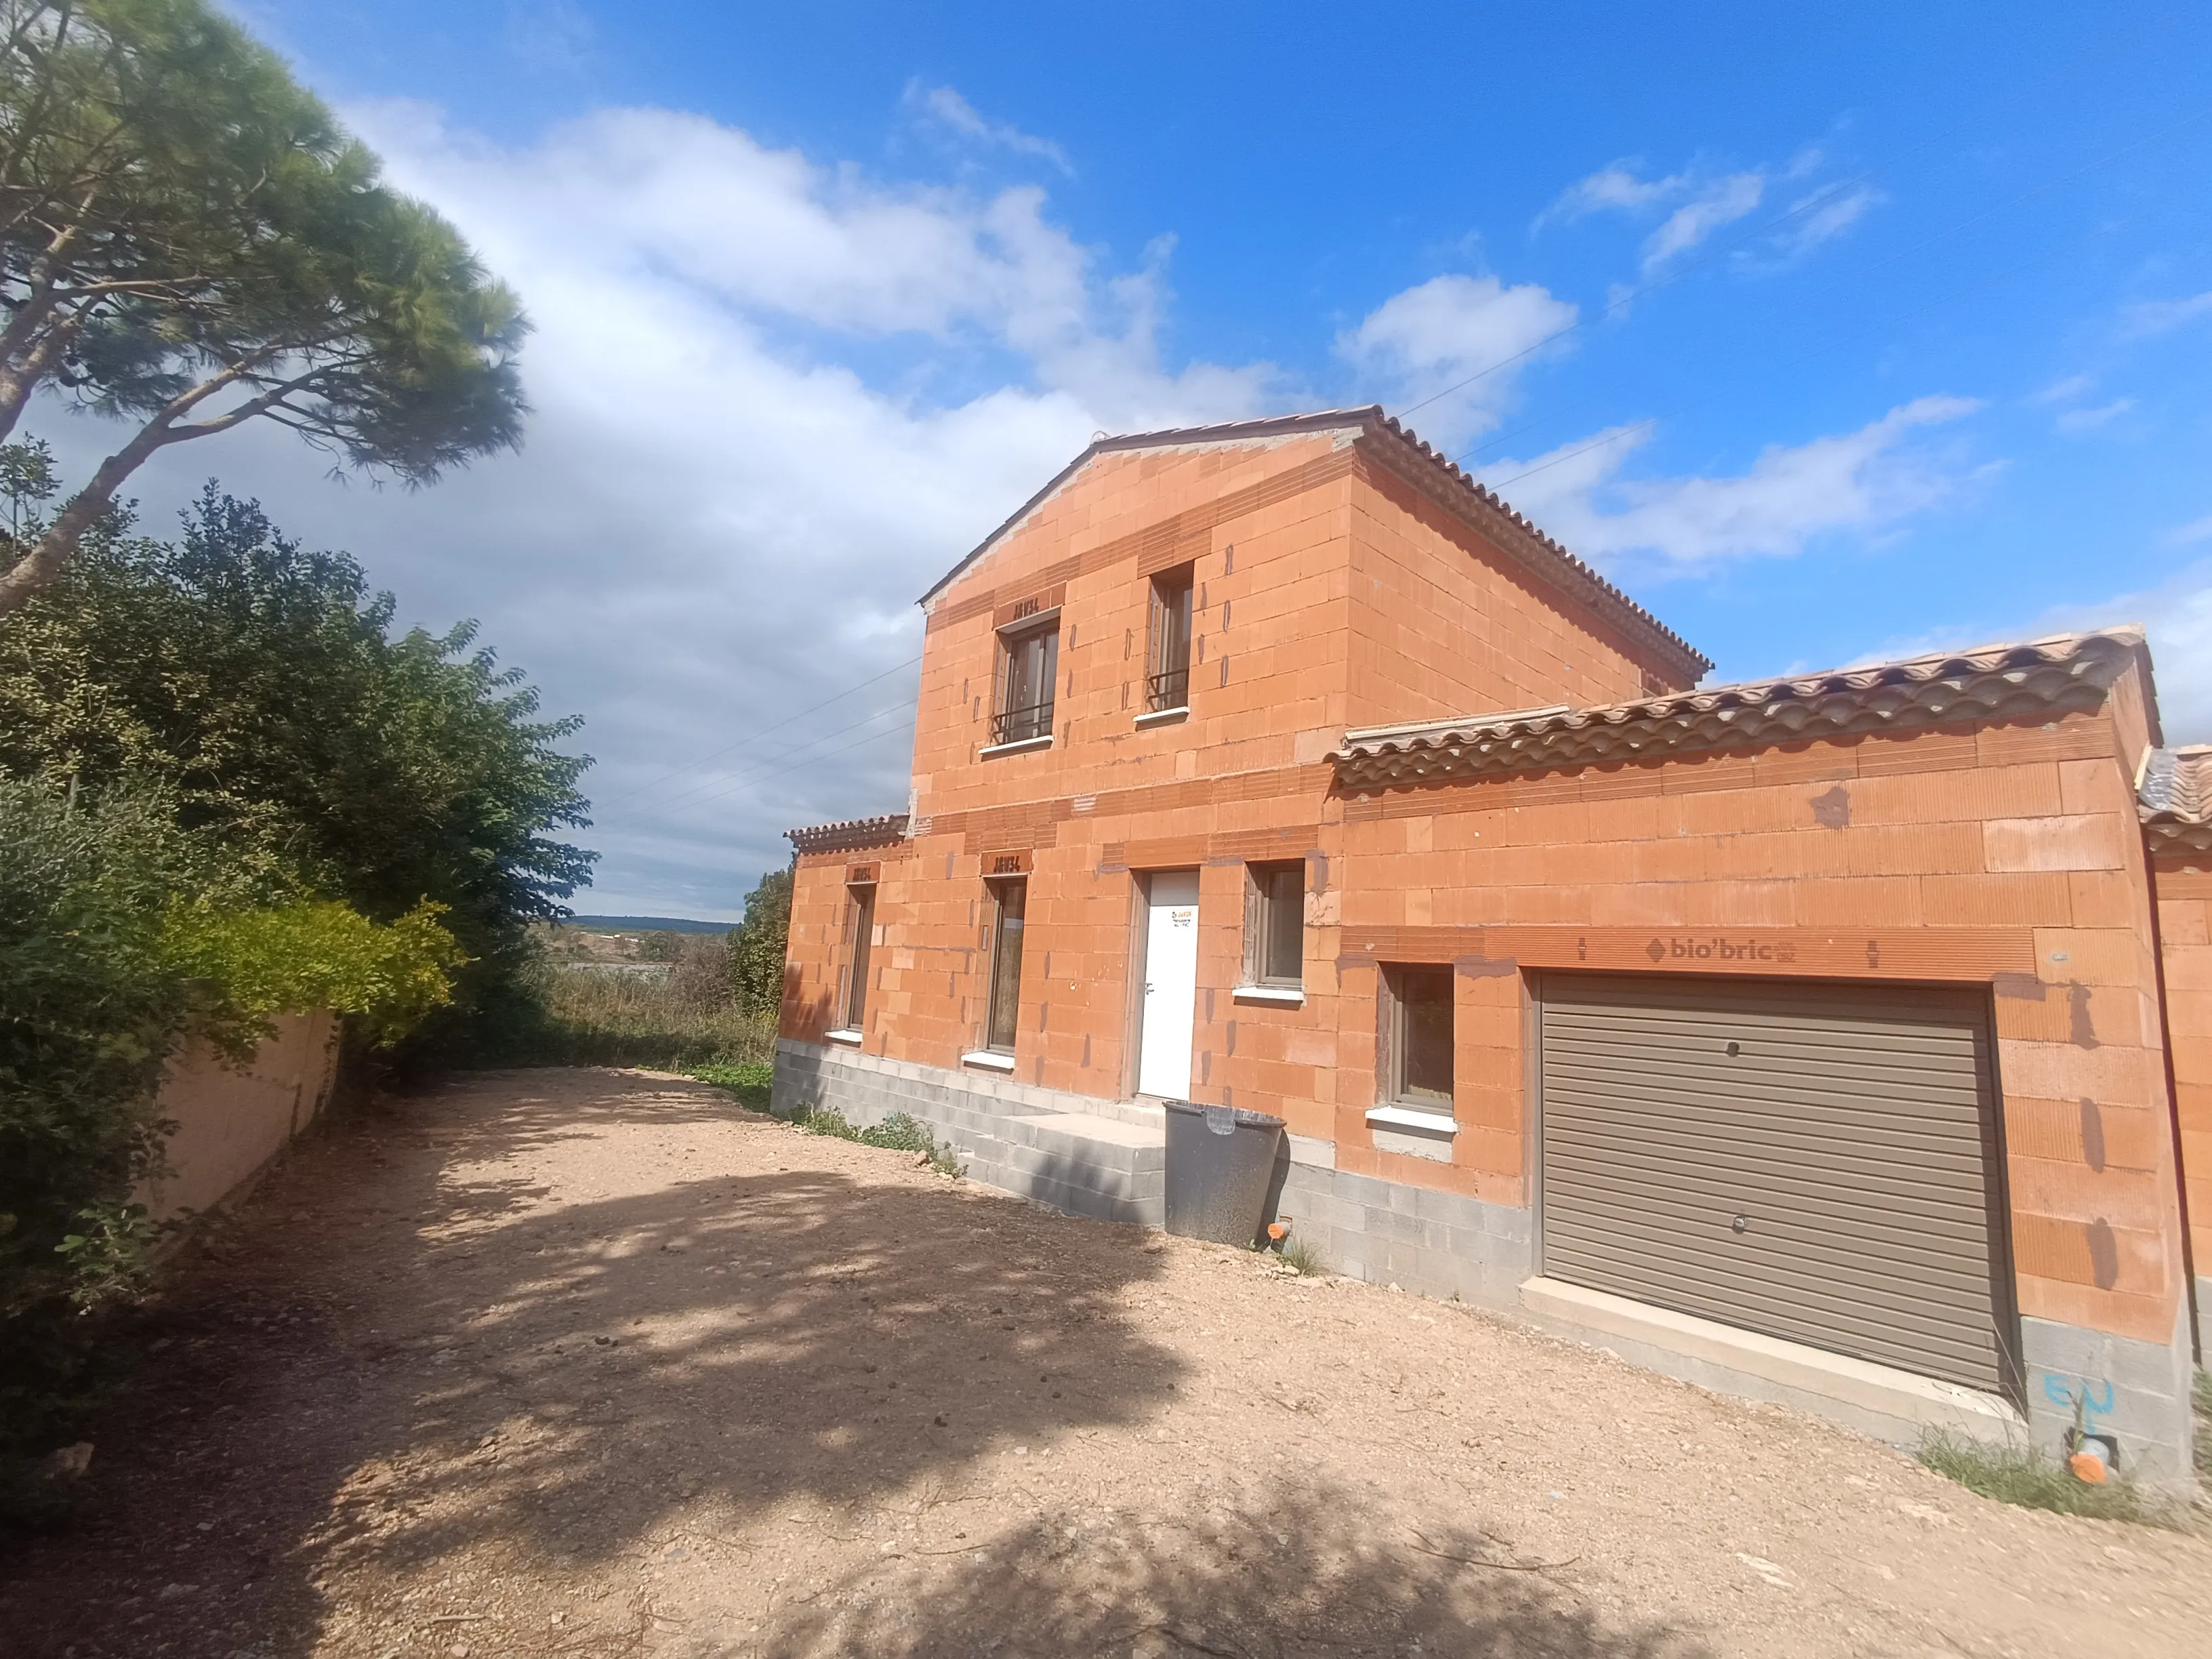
[727,869,792,1018]
[0,772,471,1486]
[0,777,216,1328]
[161,899,466,1047]
[0,484,594,1067]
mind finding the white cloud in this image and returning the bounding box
[1479,395,1984,567]
[2035,562,2212,744]
[1641,171,1765,271]
[1777,182,1880,257]
[2169,511,2212,546]
[1538,162,1688,222]
[45,98,1277,916]
[903,81,1073,175]
[2054,397,2135,434]
[1540,155,1878,278]
[1338,273,1577,448]
[2119,289,2212,338]
[2031,372,2096,405]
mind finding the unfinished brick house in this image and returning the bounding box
[775,407,2203,1481]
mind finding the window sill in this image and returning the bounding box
[1364,1105,1458,1136]
[961,1049,1017,1071]
[1133,705,1189,730]
[825,1028,864,1046]
[1231,985,1304,1005]
[979,733,1053,759]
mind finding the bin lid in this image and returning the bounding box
[1160,1098,1286,1131]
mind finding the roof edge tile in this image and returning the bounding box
[786,813,910,854]
[1332,628,2146,791]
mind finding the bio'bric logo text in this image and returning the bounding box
[1645,935,1797,964]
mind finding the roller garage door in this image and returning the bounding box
[1537,974,2015,1394]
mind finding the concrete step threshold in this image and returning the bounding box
[1518,1275,2026,1447]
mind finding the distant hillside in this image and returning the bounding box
[565,915,735,935]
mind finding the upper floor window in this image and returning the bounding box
[1244,861,1304,989]
[1146,565,1193,713]
[994,617,1059,746]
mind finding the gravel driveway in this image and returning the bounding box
[3,1067,2207,1658]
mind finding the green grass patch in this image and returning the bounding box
[1277,1239,1330,1277]
[684,1067,965,1179]
[689,1060,773,1111]
[1919,1431,2146,1523]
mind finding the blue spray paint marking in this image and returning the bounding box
[2041,1374,2115,1422]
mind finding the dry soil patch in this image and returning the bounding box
[3,1067,2207,1657]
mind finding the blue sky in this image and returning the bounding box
[89,2,2212,916]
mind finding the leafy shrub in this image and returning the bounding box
[727,869,792,1018]
[0,773,470,1487]
[0,777,214,1328]
[161,900,466,1047]
[0,485,594,1066]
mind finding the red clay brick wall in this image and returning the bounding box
[2153,858,2212,1298]
[1345,459,1671,727]
[1329,699,2186,1346]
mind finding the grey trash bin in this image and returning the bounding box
[1162,1099,1286,1247]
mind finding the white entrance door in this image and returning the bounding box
[1137,871,1200,1099]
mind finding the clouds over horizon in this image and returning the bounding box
[66,91,1292,914]
[32,87,2018,913]
[1540,150,1880,280]
[1480,394,1988,569]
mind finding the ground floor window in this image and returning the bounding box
[1385,964,1454,1109]
[984,877,1027,1052]
[839,881,875,1030]
[1244,861,1305,987]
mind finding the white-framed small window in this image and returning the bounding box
[836,880,876,1032]
[994,619,1059,745]
[1243,861,1304,989]
[982,876,1027,1054]
[1145,564,1193,712]
[1382,964,1454,1111]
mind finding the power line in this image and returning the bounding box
[598,650,922,810]
[635,692,920,820]
[1394,3,2196,427]
[629,710,918,827]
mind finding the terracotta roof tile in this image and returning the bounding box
[2141,743,2212,857]
[786,813,909,854]
[1332,628,2146,791]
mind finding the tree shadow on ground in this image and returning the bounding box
[769,1476,1708,1658]
[0,1069,1192,1655]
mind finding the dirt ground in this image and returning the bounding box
[5,1069,2210,1659]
